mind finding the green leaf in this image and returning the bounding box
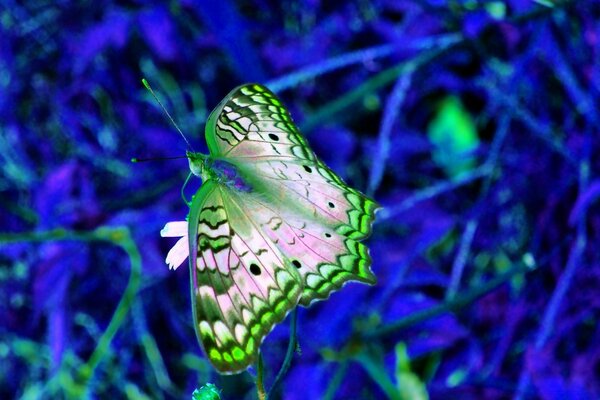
[395,343,429,400]
[427,97,480,178]
[485,2,506,19]
[446,368,468,387]
[192,383,221,400]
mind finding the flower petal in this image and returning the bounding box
[165,236,189,270]
[161,221,187,237]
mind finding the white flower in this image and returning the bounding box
[160,221,189,270]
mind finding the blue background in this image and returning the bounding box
[1,1,599,399]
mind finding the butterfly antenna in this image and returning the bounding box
[131,155,189,163]
[142,78,194,151]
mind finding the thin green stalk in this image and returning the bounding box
[267,309,298,400]
[132,299,176,397]
[256,352,266,400]
[355,348,401,400]
[323,362,349,400]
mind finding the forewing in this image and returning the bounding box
[205,83,314,161]
[205,83,379,240]
[188,181,302,373]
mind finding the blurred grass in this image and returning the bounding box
[1,0,597,398]
[0,227,140,398]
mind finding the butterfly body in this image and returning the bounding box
[188,152,252,193]
[171,83,379,374]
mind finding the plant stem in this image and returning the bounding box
[267,309,298,400]
[256,352,266,400]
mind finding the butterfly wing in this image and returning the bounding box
[204,83,313,162]
[188,180,302,373]
[229,191,375,306]
[202,84,378,307]
[204,83,379,241]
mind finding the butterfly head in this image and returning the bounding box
[186,151,210,180]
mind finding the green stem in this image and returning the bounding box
[132,299,176,397]
[0,227,141,397]
[256,352,266,400]
[323,362,349,400]
[267,308,298,400]
[355,348,401,400]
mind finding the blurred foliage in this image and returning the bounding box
[427,96,479,177]
[192,383,221,400]
[394,343,428,400]
[1,0,600,399]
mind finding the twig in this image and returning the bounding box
[367,67,414,196]
[297,1,572,133]
[266,34,462,92]
[300,41,458,133]
[132,299,177,397]
[445,219,478,301]
[267,308,298,400]
[477,79,577,166]
[546,25,600,129]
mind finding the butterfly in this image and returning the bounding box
[160,83,379,374]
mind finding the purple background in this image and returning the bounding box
[1,1,599,399]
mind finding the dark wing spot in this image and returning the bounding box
[292,260,301,269]
[269,133,279,141]
[303,165,312,173]
[328,202,335,208]
[324,232,332,238]
[250,263,261,276]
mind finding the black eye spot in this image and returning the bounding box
[328,202,335,208]
[269,133,279,141]
[292,260,301,269]
[303,165,312,173]
[324,233,332,238]
[250,263,261,276]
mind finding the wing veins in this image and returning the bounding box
[227,257,255,316]
[225,189,285,291]
[241,194,344,258]
[259,173,347,203]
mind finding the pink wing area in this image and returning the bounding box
[188,180,302,374]
[229,190,376,307]
[240,159,380,241]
